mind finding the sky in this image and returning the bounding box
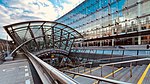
[0,0,84,40]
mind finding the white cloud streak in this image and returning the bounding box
[0,0,84,40]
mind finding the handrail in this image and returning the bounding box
[27,52,80,84]
[63,70,132,84]
[72,46,150,50]
[88,56,141,62]
[72,48,150,51]
[67,56,142,67]
[8,36,80,84]
[99,58,150,66]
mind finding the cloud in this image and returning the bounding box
[0,0,84,40]
[55,0,84,17]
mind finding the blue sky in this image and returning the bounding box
[0,0,84,40]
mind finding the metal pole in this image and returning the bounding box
[72,74,76,79]
[101,66,103,77]
[121,50,125,66]
[78,65,79,73]
[74,67,76,72]
[130,63,132,77]
[6,36,9,57]
[84,63,85,72]
[90,64,92,74]
[111,50,114,63]
[112,64,114,78]
[97,80,100,84]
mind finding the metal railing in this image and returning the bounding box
[99,58,150,66]
[27,52,80,84]
[8,36,80,84]
[63,70,132,84]
[71,49,150,57]
[29,51,136,84]
[8,37,138,84]
[98,58,150,78]
[63,58,150,84]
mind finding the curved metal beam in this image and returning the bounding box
[3,21,83,38]
[9,35,49,57]
[34,49,69,57]
[9,34,72,57]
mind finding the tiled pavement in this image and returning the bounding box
[0,59,34,84]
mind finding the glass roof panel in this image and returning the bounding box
[16,29,27,39]
[24,29,32,40]
[4,21,83,55]
[30,22,44,26]
[13,23,29,29]
[44,22,55,26]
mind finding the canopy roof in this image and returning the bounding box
[4,21,83,55]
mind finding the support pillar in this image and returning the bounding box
[112,25,115,46]
[80,43,82,47]
[112,39,114,46]
[100,41,102,46]
[138,0,141,45]
[138,36,141,45]
[87,42,89,47]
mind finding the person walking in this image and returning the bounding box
[147,45,149,49]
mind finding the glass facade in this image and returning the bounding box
[56,0,150,46]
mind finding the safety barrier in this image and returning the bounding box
[27,52,80,84]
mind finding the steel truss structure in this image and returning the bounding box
[4,21,83,56]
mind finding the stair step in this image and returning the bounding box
[119,65,139,82]
[128,65,146,83]
[142,69,150,84]
[114,67,130,80]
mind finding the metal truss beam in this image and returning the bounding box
[52,27,55,48]
[28,23,39,50]
[41,22,48,48]
[44,23,58,33]
[64,33,70,50]
[59,29,63,49]
[4,21,83,56]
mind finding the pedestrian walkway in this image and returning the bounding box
[0,59,34,84]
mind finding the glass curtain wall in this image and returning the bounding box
[56,0,150,46]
